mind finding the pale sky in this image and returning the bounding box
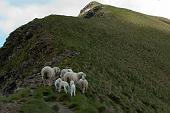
[0,0,170,47]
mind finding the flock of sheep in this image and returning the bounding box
[41,66,88,96]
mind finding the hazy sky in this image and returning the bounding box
[0,0,170,47]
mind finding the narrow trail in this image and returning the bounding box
[47,101,74,113]
[0,103,19,113]
[57,102,74,113]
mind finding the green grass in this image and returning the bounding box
[1,88,30,103]
[19,87,57,113]
[20,98,53,113]
[1,87,110,113]
[55,91,108,113]
[0,2,170,113]
[1,87,58,113]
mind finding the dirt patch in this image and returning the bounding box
[0,102,20,113]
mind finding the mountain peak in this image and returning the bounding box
[78,1,104,18]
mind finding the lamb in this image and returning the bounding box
[70,80,76,96]
[63,72,86,84]
[54,78,62,91]
[41,66,60,86]
[78,75,88,93]
[58,80,70,94]
[54,78,69,94]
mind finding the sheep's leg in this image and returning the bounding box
[68,86,70,94]
[49,80,52,86]
[49,78,53,86]
[64,86,67,94]
[74,87,76,96]
[49,79,51,86]
[70,88,73,96]
[47,79,49,86]
[59,84,61,92]
[82,88,85,94]
[50,79,53,86]
[48,80,50,86]
[43,79,46,87]
[80,85,83,93]
[55,84,58,91]
[74,89,76,96]
[85,87,87,92]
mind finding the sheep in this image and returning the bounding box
[63,72,86,84]
[58,81,70,94]
[78,75,88,94]
[54,78,62,91]
[70,80,76,96]
[41,66,60,86]
[60,68,73,79]
[55,79,69,93]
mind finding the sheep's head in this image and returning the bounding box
[67,69,73,72]
[53,67,60,74]
[77,72,86,79]
[70,80,74,85]
[57,78,62,82]
[81,75,86,80]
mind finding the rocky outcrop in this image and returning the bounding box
[78,1,104,18]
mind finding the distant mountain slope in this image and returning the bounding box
[0,1,170,113]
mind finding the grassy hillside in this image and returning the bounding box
[0,2,170,113]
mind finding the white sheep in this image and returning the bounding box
[41,66,60,86]
[78,75,88,94]
[60,68,73,78]
[63,72,86,84]
[54,78,62,91]
[70,80,76,96]
[58,81,70,94]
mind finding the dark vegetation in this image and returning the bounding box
[0,1,170,113]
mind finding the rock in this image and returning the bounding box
[79,1,104,18]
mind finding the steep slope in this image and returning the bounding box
[0,1,170,113]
